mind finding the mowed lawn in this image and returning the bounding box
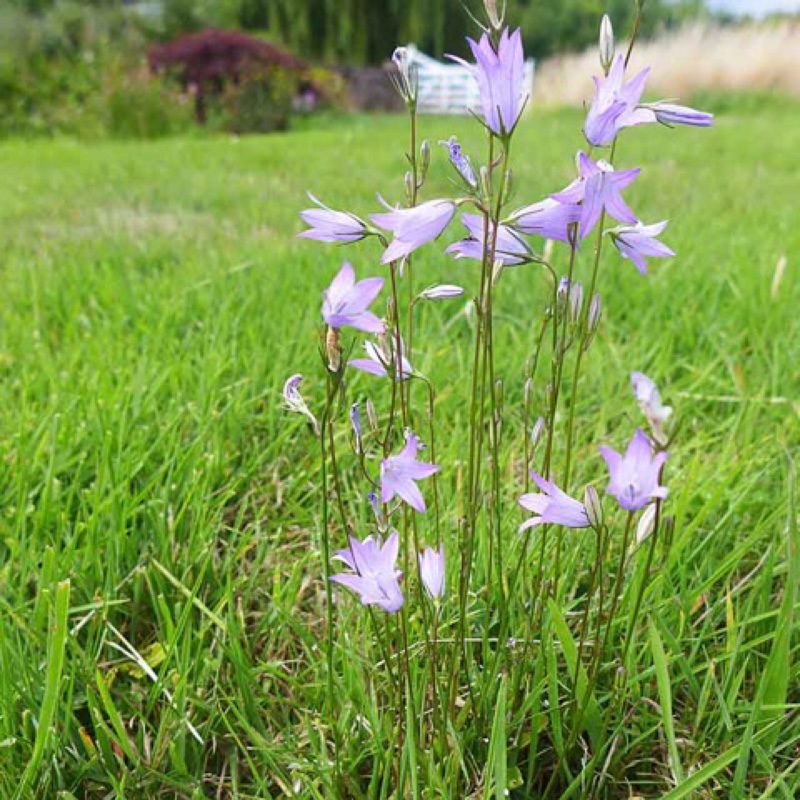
[0,102,798,797]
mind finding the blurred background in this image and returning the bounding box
[0,0,797,139]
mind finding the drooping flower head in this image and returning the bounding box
[446,213,532,266]
[552,152,640,240]
[609,221,674,275]
[322,262,385,334]
[449,28,527,137]
[518,472,591,532]
[381,433,440,513]
[507,198,581,244]
[631,371,672,444]
[282,374,319,435]
[599,429,668,512]
[331,532,404,613]
[298,193,369,243]
[371,199,456,265]
[350,338,413,381]
[419,545,445,600]
[440,136,477,188]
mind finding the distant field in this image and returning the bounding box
[0,104,798,796]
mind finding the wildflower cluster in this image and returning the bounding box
[284,3,710,793]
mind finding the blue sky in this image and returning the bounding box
[707,0,800,15]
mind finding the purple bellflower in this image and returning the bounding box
[419,545,446,600]
[449,28,526,136]
[322,262,385,334]
[644,101,713,128]
[446,213,531,266]
[381,433,440,513]
[507,198,581,244]
[331,532,404,613]
[584,55,653,147]
[552,152,640,240]
[298,193,369,243]
[609,221,674,275]
[599,429,668,512]
[518,472,591,532]
[282,374,320,435]
[371,199,456,265]
[350,338,413,381]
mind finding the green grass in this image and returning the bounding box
[0,104,798,798]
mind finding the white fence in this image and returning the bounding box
[405,44,535,116]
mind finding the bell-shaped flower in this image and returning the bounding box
[381,433,440,513]
[350,338,413,381]
[609,221,674,275]
[584,55,654,147]
[298,193,368,243]
[507,198,581,244]
[371,198,456,265]
[518,472,590,532]
[418,545,445,600]
[552,152,640,240]
[322,262,385,334]
[446,213,531,266]
[599,429,668,512]
[331,532,404,613]
[449,28,527,136]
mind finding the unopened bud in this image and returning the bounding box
[556,277,570,311]
[583,293,601,351]
[419,284,464,300]
[479,165,492,201]
[350,402,362,453]
[464,298,476,327]
[599,15,615,75]
[635,504,657,545]
[484,0,503,29]
[523,377,533,406]
[569,281,584,325]
[531,416,545,449]
[404,170,414,202]
[584,485,603,529]
[365,397,379,432]
[420,139,431,178]
[326,327,341,372]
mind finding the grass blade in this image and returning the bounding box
[649,623,685,786]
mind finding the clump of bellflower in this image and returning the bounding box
[298,193,370,243]
[371,199,457,264]
[518,472,591,531]
[419,545,446,600]
[331,532,404,613]
[600,429,668,512]
[322,262,385,334]
[381,433,440,513]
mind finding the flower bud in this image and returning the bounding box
[583,293,601,351]
[635,504,657,545]
[479,165,492,201]
[569,281,584,325]
[419,284,465,300]
[599,15,615,75]
[350,402,362,453]
[531,416,545,449]
[404,170,414,203]
[556,277,570,312]
[326,327,341,372]
[584,485,603,529]
[484,0,503,29]
[365,397,379,432]
[523,377,533,406]
[420,139,431,179]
